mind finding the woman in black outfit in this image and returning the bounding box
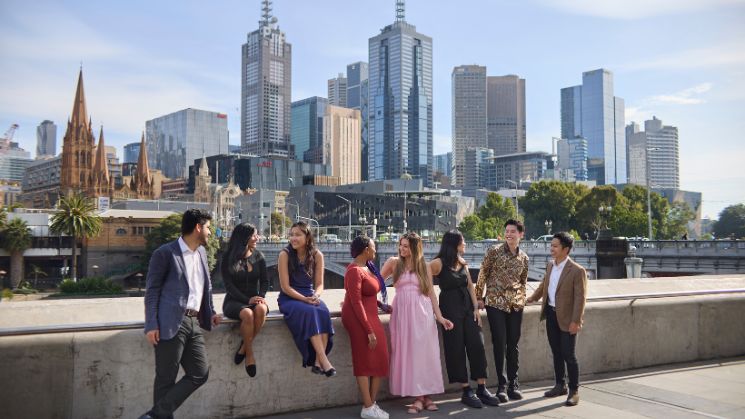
[430,230,500,408]
[222,223,269,377]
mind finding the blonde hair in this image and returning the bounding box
[393,232,431,295]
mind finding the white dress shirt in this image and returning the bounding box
[179,237,205,311]
[548,257,569,307]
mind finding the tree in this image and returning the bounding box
[713,204,745,239]
[268,211,292,238]
[574,186,623,237]
[477,193,516,222]
[27,264,48,289]
[458,215,484,241]
[520,181,588,238]
[144,213,220,273]
[620,185,669,238]
[662,201,695,239]
[1,218,32,289]
[50,193,102,281]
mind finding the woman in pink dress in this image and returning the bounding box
[381,232,454,414]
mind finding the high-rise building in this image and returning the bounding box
[346,62,369,180]
[452,65,487,187]
[464,147,494,190]
[328,73,348,107]
[291,96,327,163]
[323,105,361,185]
[0,141,31,183]
[492,151,552,190]
[487,75,526,156]
[433,152,452,185]
[561,69,626,185]
[241,0,293,158]
[368,1,433,185]
[626,117,679,189]
[557,137,589,181]
[123,142,141,164]
[36,120,56,158]
[146,108,229,179]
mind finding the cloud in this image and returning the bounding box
[626,83,712,121]
[620,43,745,72]
[538,0,745,19]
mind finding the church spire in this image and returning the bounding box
[94,126,110,182]
[70,69,89,130]
[136,132,151,182]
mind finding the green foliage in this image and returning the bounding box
[1,288,13,300]
[458,215,485,241]
[661,201,695,239]
[0,217,32,252]
[574,186,623,237]
[268,211,293,237]
[50,193,102,280]
[143,213,220,272]
[477,193,516,222]
[713,204,745,239]
[58,277,124,295]
[520,181,588,236]
[12,281,38,294]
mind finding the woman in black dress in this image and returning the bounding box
[430,230,500,408]
[222,223,269,377]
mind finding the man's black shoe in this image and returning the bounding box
[496,386,508,403]
[566,389,579,406]
[544,384,568,398]
[507,382,523,400]
[460,388,484,408]
[476,387,500,406]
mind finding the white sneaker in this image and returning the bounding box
[372,403,389,419]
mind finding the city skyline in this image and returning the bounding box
[0,0,743,217]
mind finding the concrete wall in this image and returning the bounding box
[1,294,744,419]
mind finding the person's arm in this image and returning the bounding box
[222,260,250,303]
[257,255,269,298]
[464,265,482,327]
[427,263,453,330]
[313,250,325,298]
[278,250,314,303]
[474,247,495,308]
[380,257,397,283]
[429,258,442,277]
[345,268,373,334]
[144,247,168,345]
[521,255,529,286]
[527,263,549,303]
[569,266,588,334]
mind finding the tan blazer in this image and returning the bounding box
[529,258,587,332]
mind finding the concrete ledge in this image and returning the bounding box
[2,292,745,418]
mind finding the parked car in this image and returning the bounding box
[535,234,554,242]
[320,234,342,243]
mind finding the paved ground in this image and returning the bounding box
[266,357,745,419]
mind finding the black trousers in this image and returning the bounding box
[486,306,523,388]
[441,312,488,384]
[151,316,210,418]
[545,306,579,390]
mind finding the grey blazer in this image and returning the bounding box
[144,239,215,340]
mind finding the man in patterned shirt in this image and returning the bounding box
[476,219,529,402]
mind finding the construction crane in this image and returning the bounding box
[2,123,19,141]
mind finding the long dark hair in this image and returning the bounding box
[285,221,316,277]
[221,223,256,277]
[350,235,387,303]
[435,230,465,270]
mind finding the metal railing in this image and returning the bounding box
[2,288,744,337]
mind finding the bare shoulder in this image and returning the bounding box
[313,249,324,259]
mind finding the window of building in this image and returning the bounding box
[116,228,127,236]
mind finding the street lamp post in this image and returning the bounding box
[645,147,661,240]
[506,179,519,219]
[544,220,553,235]
[336,195,352,241]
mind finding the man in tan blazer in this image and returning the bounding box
[527,232,587,406]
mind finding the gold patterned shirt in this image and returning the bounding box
[475,243,529,312]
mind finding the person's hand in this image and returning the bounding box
[438,316,454,331]
[473,309,482,327]
[212,313,222,327]
[305,295,320,305]
[146,329,160,346]
[526,296,536,304]
[249,296,265,305]
[568,321,581,335]
[367,333,377,350]
[477,299,485,310]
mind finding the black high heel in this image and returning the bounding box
[233,342,245,365]
[245,364,256,377]
[323,367,336,377]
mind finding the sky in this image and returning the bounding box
[1,0,744,218]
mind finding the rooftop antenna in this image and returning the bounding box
[395,0,405,22]
[260,0,274,28]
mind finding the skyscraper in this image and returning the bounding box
[464,147,494,190]
[123,142,141,164]
[346,62,369,179]
[241,0,293,158]
[433,152,452,184]
[146,108,229,179]
[328,73,348,107]
[323,105,362,185]
[290,96,327,163]
[368,0,433,184]
[487,75,526,156]
[36,120,56,158]
[452,65,487,187]
[627,117,679,189]
[561,69,626,185]
[557,137,589,181]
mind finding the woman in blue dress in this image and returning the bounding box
[277,221,336,376]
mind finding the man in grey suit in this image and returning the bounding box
[140,209,221,419]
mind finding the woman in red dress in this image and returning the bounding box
[342,236,391,419]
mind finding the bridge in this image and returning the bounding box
[258,240,745,281]
[1,275,743,418]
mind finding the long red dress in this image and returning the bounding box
[341,264,389,377]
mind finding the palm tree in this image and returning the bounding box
[1,218,32,289]
[50,193,102,281]
[28,264,48,289]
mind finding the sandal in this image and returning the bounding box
[407,399,424,414]
[423,398,439,411]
